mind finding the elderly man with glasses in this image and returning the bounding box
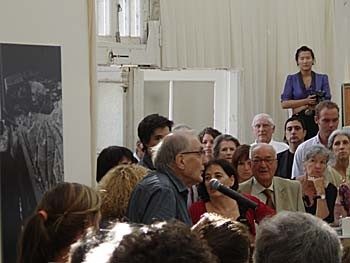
[127,130,205,225]
[239,143,305,212]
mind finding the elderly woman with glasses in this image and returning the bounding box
[297,145,337,223]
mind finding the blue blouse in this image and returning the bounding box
[281,71,331,101]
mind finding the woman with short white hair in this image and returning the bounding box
[297,145,337,223]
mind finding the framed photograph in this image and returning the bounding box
[0,43,64,262]
[342,83,350,127]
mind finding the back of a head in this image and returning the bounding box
[254,211,342,263]
[18,182,101,263]
[111,220,218,263]
[96,146,137,182]
[97,164,148,220]
[69,222,135,263]
[137,113,174,146]
[192,213,250,263]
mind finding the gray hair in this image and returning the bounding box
[213,134,240,159]
[303,144,331,163]
[249,143,277,159]
[153,131,195,172]
[172,123,194,132]
[328,128,350,150]
[254,211,342,263]
[251,113,275,127]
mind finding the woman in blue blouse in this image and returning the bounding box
[281,46,331,140]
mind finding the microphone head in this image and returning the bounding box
[209,178,221,190]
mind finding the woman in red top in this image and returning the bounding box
[189,159,275,236]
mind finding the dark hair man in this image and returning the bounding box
[276,116,306,179]
[137,113,173,170]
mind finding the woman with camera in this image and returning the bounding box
[281,46,331,140]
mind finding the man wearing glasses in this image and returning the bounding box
[127,131,205,225]
[239,143,305,212]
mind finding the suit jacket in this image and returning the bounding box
[239,177,305,213]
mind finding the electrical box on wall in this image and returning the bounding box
[96,21,161,67]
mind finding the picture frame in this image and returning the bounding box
[342,83,350,127]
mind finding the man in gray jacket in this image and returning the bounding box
[127,131,205,225]
[239,143,305,212]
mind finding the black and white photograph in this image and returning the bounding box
[0,43,64,262]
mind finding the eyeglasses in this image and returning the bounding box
[251,158,276,165]
[181,149,205,157]
[253,123,273,129]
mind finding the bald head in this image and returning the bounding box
[153,131,204,186]
[250,143,277,188]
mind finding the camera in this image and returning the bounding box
[305,90,326,116]
[313,90,326,104]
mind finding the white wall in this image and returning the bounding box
[0,1,92,260]
[0,1,93,184]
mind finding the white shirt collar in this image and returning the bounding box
[252,177,274,194]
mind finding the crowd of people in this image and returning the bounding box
[16,46,350,262]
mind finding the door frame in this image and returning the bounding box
[127,68,240,148]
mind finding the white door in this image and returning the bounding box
[128,69,240,148]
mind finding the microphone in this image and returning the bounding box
[209,179,258,210]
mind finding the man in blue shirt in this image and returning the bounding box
[127,131,205,225]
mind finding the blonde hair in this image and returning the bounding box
[97,164,148,220]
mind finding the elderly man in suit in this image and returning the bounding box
[239,143,305,212]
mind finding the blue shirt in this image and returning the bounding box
[126,168,191,225]
[281,71,331,101]
[291,134,321,178]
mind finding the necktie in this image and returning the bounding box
[263,189,275,209]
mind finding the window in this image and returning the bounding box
[119,0,141,37]
[96,0,111,36]
[96,0,142,38]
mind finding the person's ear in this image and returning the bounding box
[175,153,186,170]
[228,176,234,186]
[314,115,319,125]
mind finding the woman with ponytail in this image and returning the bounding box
[17,182,101,263]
